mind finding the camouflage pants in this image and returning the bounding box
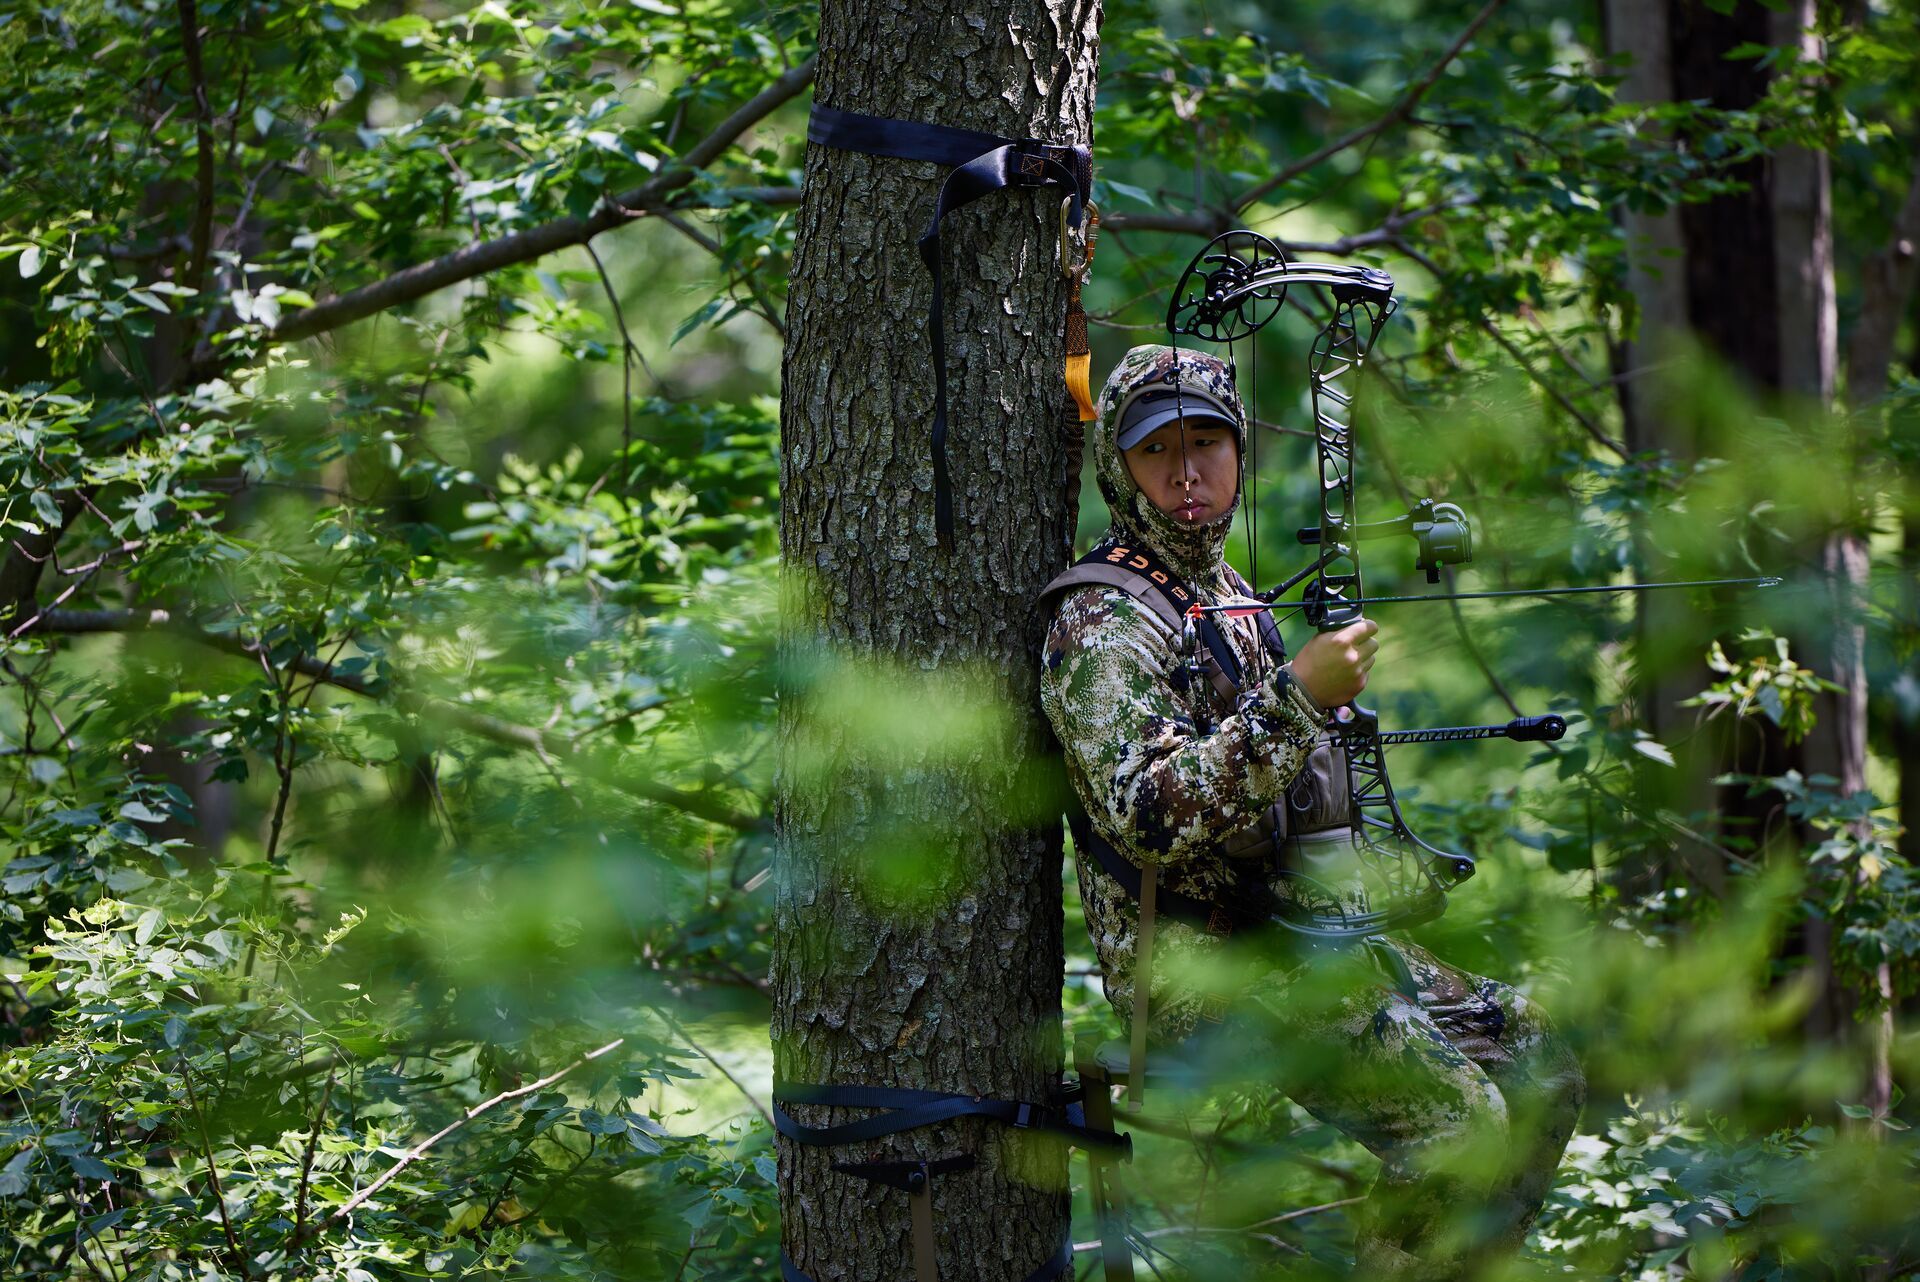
[1233,935,1587,1279]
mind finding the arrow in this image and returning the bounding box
[1187,575,1784,616]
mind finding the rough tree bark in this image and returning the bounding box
[769,2,1100,1277]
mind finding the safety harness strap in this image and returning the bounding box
[808,104,1093,551]
[1039,539,1247,701]
[774,1074,1110,1282]
[773,1079,1126,1152]
[781,1239,1072,1282]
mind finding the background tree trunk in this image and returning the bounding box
[769,2,1100,1277]
[1607,0,1720,893]
[1620,0,1894,1083]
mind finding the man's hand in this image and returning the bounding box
[1291,619,1380,709]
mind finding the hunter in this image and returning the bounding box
[1039,344,1586,1277]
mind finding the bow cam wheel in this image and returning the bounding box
[1166,230,1287,344]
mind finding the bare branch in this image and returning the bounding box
[269,58,816,345]
[303,1037,626,1241]
[1393,238,1626,455]
[175,0,215,289]
[294,1067,336,1242]
[177,1059,243,1259]
[1103,208,1232,237]
[1103,195,1475,249]
[647,1004,773,1127]
[29,607,768,833]
[1479,317,1627,456]
[1231,0,1506,214]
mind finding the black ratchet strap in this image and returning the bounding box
[774,1077,1121,1282]
[773,1079,1124,1152]
[808,103,1093,551]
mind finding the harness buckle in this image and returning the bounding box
[1013,1101,1036,1129]
[1013,141,1073,187]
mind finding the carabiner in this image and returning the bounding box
[1059,197,1100,279]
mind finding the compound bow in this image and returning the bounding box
[1162,230,1773,941]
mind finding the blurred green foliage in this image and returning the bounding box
[3,0,1918,1277]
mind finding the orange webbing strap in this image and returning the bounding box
[1062,200,1100,421]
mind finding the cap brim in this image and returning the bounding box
[1116,399,1238,450]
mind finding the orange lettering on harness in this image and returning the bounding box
[1150,570,1168,585]
[1129,554,1149,570]
[1105,546,1130,563]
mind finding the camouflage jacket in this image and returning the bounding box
[1040,345,1339,1045]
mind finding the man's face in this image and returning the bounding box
[1121,420,1239,525]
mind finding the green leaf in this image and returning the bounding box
[66,1153,111,1180]
[134,908,165,945]
[578,1108,627,1134]
[670,298,724,347]
[20,244,43,278]
[1099,178,1154,207]
[30,489,63,529]
[0,1148,33,1196]
[1631,739,1676,767]
[163,1014,189,1048]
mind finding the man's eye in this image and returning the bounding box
[1142,443,1165,455]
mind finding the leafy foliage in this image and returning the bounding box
[3,0,1918,1277]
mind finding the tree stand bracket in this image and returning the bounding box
[773,1077,1127,1281]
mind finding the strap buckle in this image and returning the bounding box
[1013,141,1072,187]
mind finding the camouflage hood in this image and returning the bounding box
[1093,344,1246,585]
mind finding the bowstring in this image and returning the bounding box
[1248,325,1259,593]
[1168,323,1192,555]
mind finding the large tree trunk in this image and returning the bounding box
[770,3,1100,1277]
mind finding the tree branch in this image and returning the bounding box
[178,1058,243,1259]
[298,1037,626,1243]
[1231,0,1506,214]
[1393,238,1626,455]
[268,57,815,345]
[646,1004,772,1127]
[293,1067,336,1242]
[1104,194,1474,245]
[30,607,768,833]
[175,0,215,290]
